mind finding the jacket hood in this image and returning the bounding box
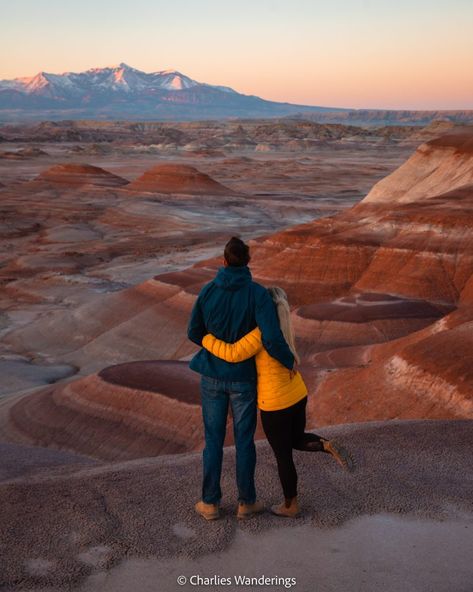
[214,265,252,291]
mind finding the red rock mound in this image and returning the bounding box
[126,163,233,194]
[314,309,473,424]
[37,163,129,187]
[1,361,208,461]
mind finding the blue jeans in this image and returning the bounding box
[200,375,257,505]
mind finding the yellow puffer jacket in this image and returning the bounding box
[202,327,307,411]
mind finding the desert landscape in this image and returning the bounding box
[1,118,473,590]
[2,0,473,588]
[0,118,427,394]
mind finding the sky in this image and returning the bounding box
[1,0,472,110]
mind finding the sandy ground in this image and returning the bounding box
[78,513,473,592]
[1,419,472,591]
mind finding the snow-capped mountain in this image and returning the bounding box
[0,63,335,121]
[1,63,236,97]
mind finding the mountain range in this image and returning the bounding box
[0,63,472,124]
[0,62,336,121]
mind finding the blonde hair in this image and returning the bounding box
[268,286,300,365]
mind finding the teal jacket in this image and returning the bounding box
[188,265,294,381]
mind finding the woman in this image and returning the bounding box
[202,286,354,518]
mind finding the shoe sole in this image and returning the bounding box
[270,507,301,518]
[196,511,219,521]
[237,511,264,519]
[237,508,265,519]
[328,442,355,471]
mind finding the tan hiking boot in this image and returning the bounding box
[237,500,265,519]
[271,498,300,518]
[195,500,220,521]
[322,439,355,471]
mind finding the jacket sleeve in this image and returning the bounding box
[255,289,295,370]
[187,296,206,346]
[202,328,263,362]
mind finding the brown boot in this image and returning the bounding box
[237,500,265,519]
[271,497,300,518]
[195,500,220,521]
[322,439,355,471]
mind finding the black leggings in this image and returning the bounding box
[260,396,325,499]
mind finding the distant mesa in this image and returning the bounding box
[126,163,234,195]
[36,163,129,187]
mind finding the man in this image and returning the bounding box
[187,237,294,520]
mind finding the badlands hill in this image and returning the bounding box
[1,130,473,460]
[37,163,129,187]
[1,361,202,461]
[363,132,473,204]
[126,164,234,195]
[31,162,231,194]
